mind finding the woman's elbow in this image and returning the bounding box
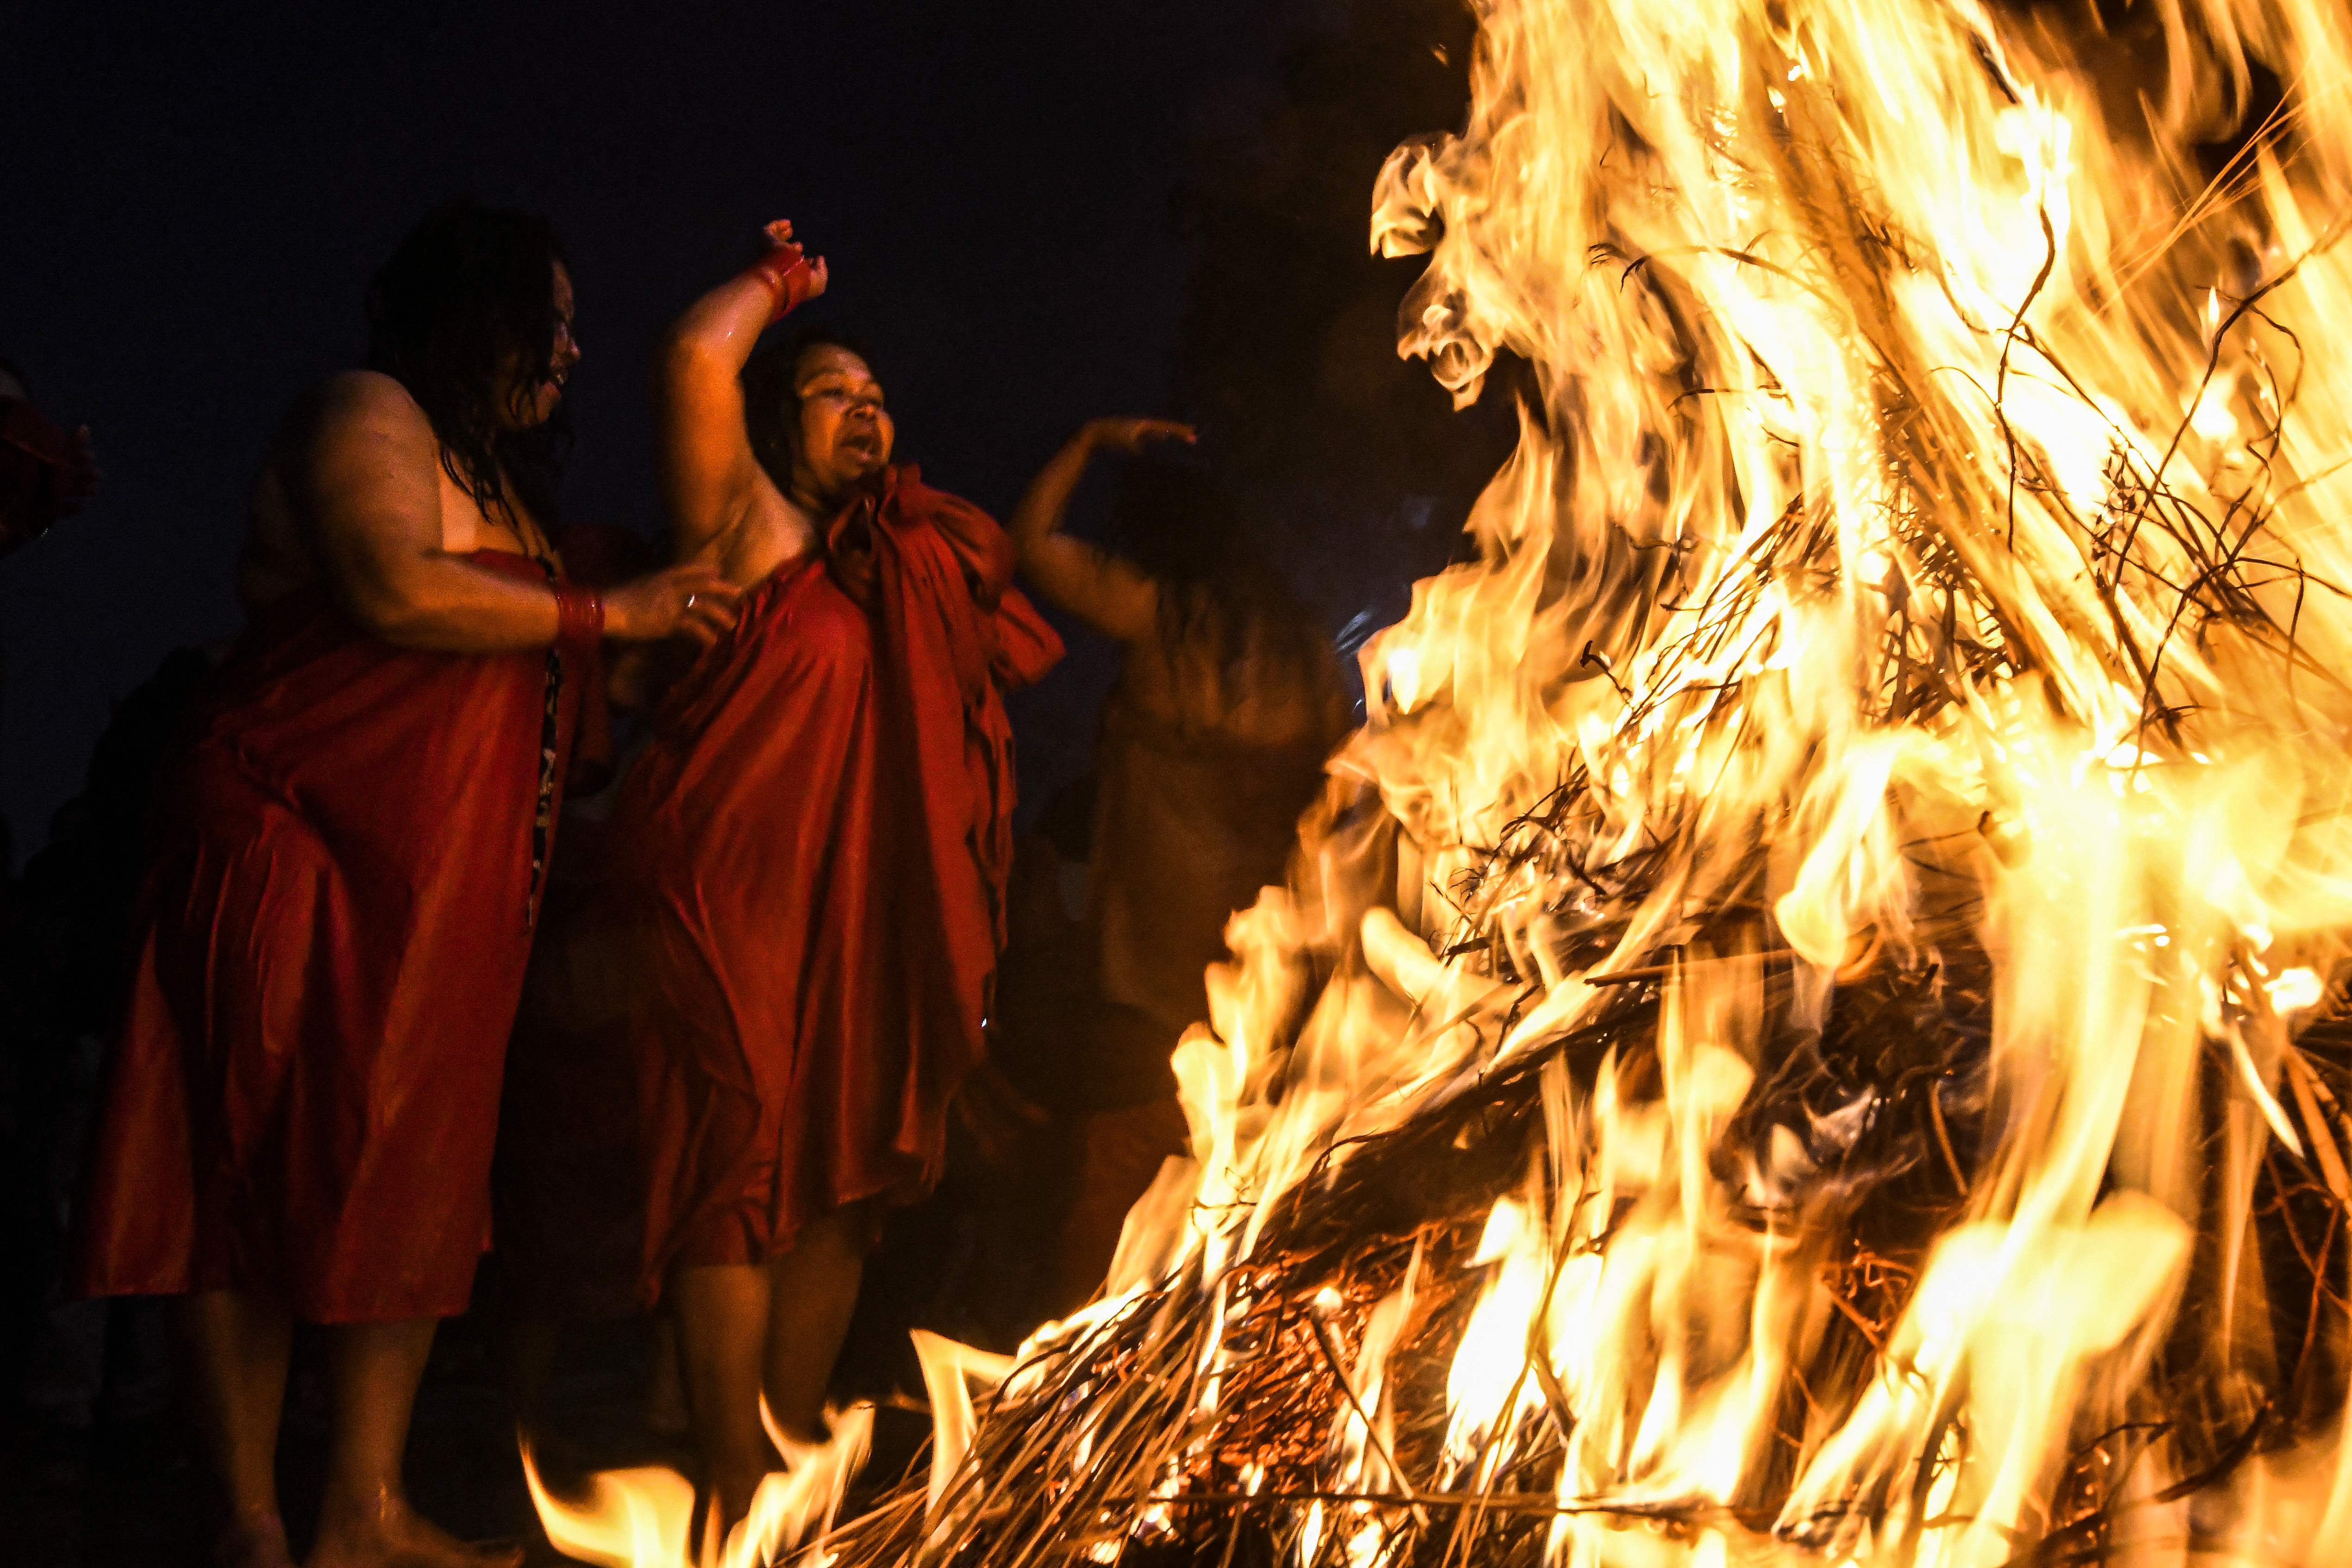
[343,583,442,648]
[1011,545,1063,604]
[659,333,730,395]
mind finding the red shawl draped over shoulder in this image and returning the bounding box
[74,551,603,1322]
[613,467,1060,1294]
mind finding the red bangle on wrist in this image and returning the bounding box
[743,244,817,325]
[552,582,604,649]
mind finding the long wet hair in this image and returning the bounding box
[1110,455,1326,675]
[741,327,877,499]
[364,200,573,527]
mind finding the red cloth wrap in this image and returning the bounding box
[73,551,603,1322]
[612,467,1060,1297]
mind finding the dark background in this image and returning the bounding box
[0,0,1503,867]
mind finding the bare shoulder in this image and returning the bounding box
[274,370,427,459]
[319,367,416,409]
[271,371,443,551]
[303,370,433,443]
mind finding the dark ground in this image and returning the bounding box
[3,1302,632,1567]
[3,1197,1027,1567]
[5,1306,582,1568]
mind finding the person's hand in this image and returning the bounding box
[603,564,743,645]
[1083,417,1196,455]
[756,219,829,311]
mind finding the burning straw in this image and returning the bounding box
[545,0,2352,1563]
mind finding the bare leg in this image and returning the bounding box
[1035,1098,1189,1323]
[761,1203,877,1445]
[670,1263,774,1536]
[306,1319,520,1568]
[178,1290,297,1568]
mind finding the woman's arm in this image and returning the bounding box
[1008,416,1193,642]
[658,220,827,562]
[301,372,738,651]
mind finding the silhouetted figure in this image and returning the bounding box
[5,647,211,1435]
[1009,423,1347,1319]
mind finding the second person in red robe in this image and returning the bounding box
[606,222,1061,1530]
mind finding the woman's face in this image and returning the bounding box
[791,344,894,499]
[504,261,580,429]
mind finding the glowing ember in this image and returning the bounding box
[539,0,2352,1562]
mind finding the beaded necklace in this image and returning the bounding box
[489,483,563,930]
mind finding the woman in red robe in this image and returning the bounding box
[607,222,1060,1527]
[72,202,739,1568]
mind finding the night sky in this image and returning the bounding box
[0,0,1300,862]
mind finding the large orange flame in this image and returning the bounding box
[1117,0,2352,1561]
[536,0,2352,1563]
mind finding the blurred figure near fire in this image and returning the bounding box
[70,202,739,1568]
[1009,423,1347,1318]
[609,221,1059,1531]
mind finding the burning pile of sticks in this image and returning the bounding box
[823,954,2349,1567]
[810,0,2352,1563]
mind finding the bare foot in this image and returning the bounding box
[213,1509,297,1568]
[307,1488,523,1568]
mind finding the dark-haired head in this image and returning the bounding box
[742,328,892,511]
[1111,457,1253,593]
[1110,454,1319,666]
[364,199,577,525]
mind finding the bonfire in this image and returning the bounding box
[537,0,2352,1562]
